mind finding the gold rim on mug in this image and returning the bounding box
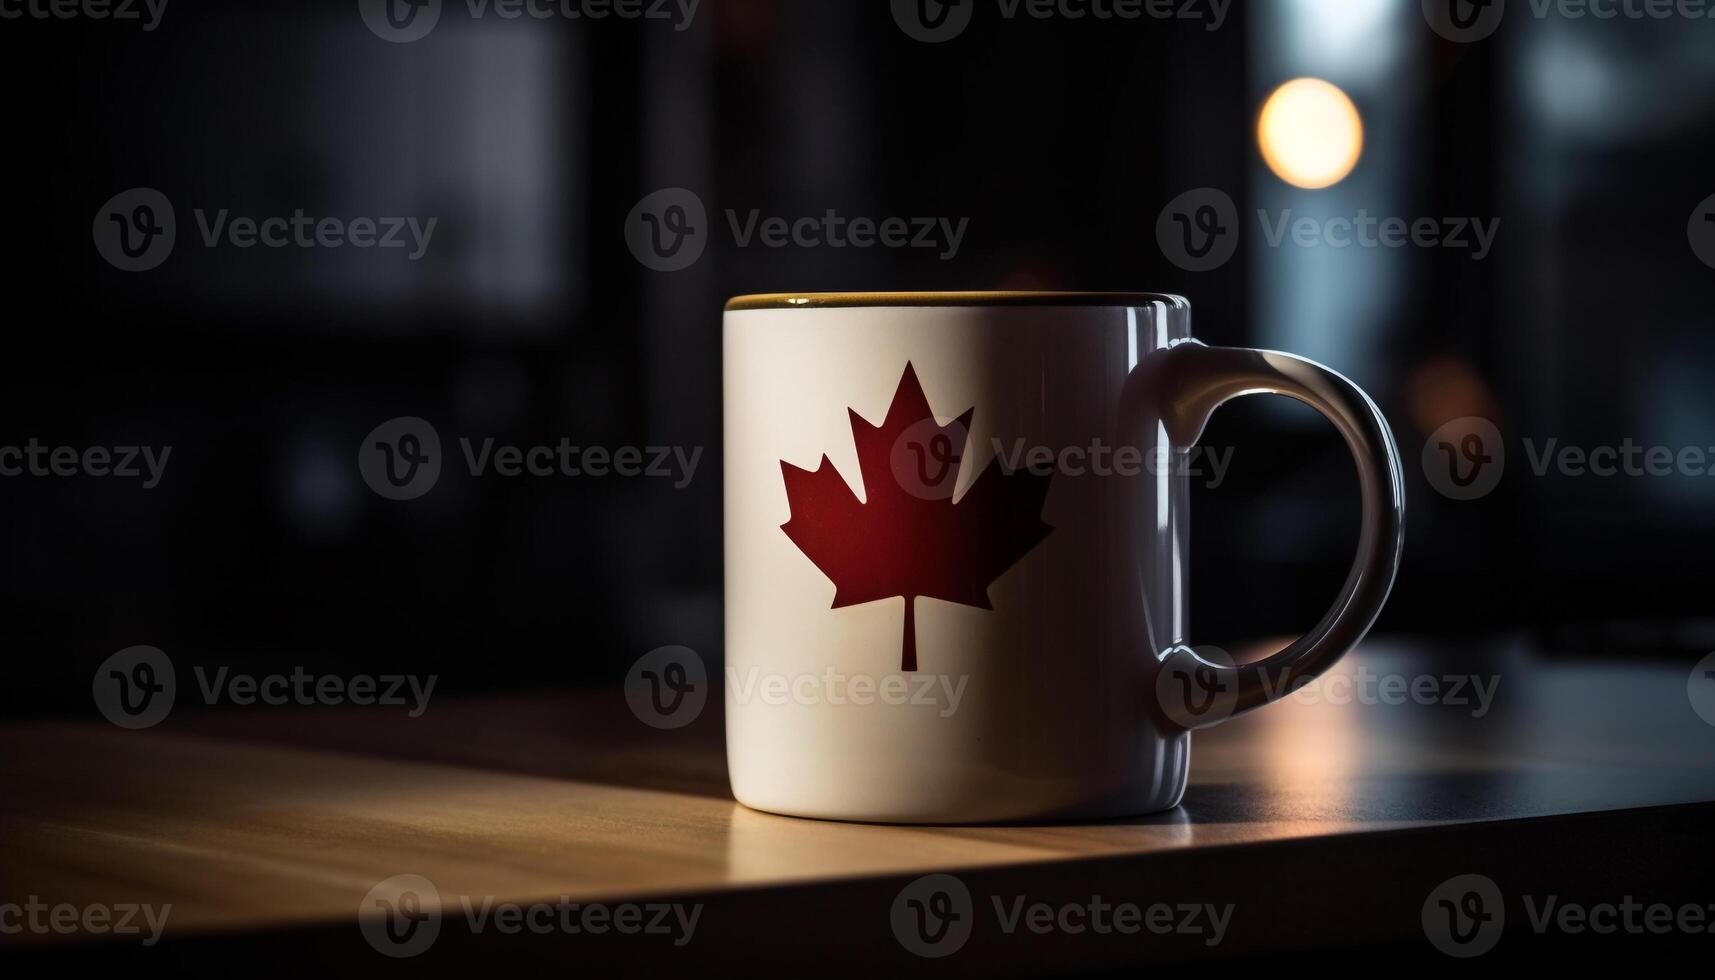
[725,291,1190,311]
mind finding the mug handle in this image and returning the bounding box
[1130,340,1406,724]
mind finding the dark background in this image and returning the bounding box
[3,0,1714,717]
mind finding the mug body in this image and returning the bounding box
[724,293,1192,823]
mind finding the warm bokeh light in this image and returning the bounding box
[1257,77,1364,189]
[1404,356,1502,439]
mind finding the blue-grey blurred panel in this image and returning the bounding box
[124,8,583,333]
[1248,0,1424,390]
[1499,14,1715,527]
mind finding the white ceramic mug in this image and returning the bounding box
[723,292,1404,823]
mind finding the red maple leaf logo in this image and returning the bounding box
[779,363,1055,671]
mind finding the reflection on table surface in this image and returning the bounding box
[2,634,1712,938]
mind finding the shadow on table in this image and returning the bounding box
[167,691,736,800]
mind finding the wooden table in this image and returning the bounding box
[4,637,1714,974]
